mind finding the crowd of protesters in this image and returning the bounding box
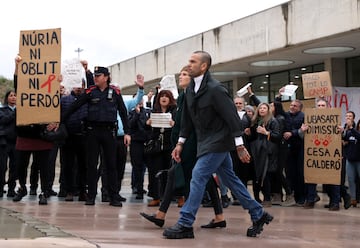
[1,52,359,220]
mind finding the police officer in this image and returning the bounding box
[62,66,130,207]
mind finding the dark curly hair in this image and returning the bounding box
[153,89,176,112]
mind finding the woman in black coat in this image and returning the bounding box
[0,90,17,197]
[247,102,281,207]
[145,90,177,206]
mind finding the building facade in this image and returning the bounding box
[109,0,360,105]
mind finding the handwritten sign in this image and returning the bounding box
[150,113,172,128]
[16,28,61,125]
[281,84,298,97]
[61,58,84,89]
[304,108,342,185]
[302,71,332,99]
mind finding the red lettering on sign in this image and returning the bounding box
[40,74,56,93]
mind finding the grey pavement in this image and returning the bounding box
[1,162,360,248]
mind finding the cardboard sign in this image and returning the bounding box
[302,71,332,99]
[304,108,342,185]
[16,28,61,125]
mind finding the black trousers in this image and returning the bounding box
[147,150,172,200]
[29,145,59,192]
[47,145,59,190]
[99,135,127,194]
[16,149,50,194]
[286,146,305,204]
[30,159,40,190]
[271,143,291,195]
[0,143,16,192]
[130,140,146,194]
[62,134,87,194]
[86,126,118,200]
[0,144,8,191]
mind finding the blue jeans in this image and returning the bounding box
[178,152,263,227]
[346,159,360,199]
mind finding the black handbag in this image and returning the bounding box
[144,134,163,155]
[40,123,68,142]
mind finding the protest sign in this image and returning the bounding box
[281,84,298,97]
[150,113,172,128]
[159,75,178,99]
[304,108,342,185]
[302,71,332,99]
[61,58,84,89]
[16,28,61,125]
[237,82,252,97]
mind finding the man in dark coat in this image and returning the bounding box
[163,51,273,239]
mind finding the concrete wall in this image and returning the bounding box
[109,0,360,93]
[288,0,359,44]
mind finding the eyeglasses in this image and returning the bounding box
[317,104,326,107]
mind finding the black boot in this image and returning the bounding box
[163,223,194,239]
[343,193,351,209]
[13,187,28,202]
[246,212,273,237]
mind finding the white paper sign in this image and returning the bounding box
[61,58,85,88]
[237,83,252,97]
[159,75,179,99]
[281,84,298,96]
[150,113,172,128]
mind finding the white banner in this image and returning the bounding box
[325,87,360,124]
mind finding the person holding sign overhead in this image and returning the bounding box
[12,55,60,205]
[61,66,130,207]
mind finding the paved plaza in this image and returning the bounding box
[0,163,360,248]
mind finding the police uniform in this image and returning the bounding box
[62,66,129,206]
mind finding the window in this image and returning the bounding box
[346,56,360,87]
[249,63,324,102]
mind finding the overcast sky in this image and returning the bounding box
[0,0,288,79]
